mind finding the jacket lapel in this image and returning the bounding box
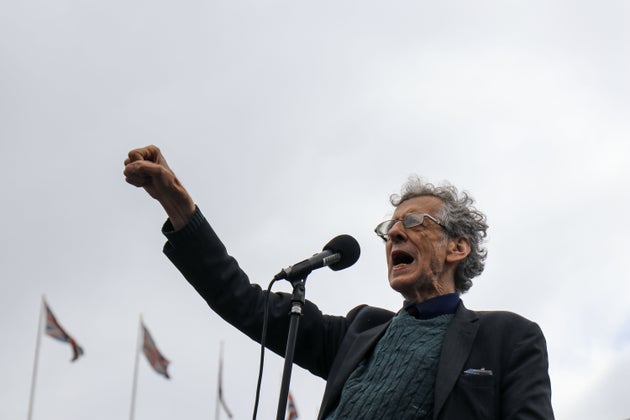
[433,304,479,419]
[318,321,390,418]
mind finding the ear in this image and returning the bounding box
[446,236,471,264]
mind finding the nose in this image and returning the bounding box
[387,220,407,242]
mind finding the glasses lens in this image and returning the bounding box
[375,220,395,238]
[403,213,425,229]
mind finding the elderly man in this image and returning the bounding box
[124,145,554,419]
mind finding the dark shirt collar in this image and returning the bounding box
[404,293,461,319]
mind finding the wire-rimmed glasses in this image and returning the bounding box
[374,212,445,241]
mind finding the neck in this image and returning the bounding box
[402,279,455,304]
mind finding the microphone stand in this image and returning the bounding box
[275,277,306,420]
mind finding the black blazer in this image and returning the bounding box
[163,209,554,419]
[316,304,554,419]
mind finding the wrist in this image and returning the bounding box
[160,189,195,231]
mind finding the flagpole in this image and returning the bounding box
[129,315,142,420]
[27,296,44,420]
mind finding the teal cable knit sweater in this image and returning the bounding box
[327,310,453,419]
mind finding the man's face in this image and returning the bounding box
[385,195,453,302]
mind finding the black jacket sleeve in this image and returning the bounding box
[161,207,348,379]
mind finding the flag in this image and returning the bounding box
[43,300,84,362]
[141,323,170,379]
[287,392,299,420]
[218,347,233,418]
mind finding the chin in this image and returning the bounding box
[388,277,417,297]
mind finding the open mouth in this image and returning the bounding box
[391,250,414,267]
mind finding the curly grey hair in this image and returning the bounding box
[390,175,488,293]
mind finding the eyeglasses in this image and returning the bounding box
[374,212,446,241]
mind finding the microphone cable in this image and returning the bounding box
[252,277,278,420]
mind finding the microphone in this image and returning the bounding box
[274,234,361,281]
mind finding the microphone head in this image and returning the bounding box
[323,234,361,271]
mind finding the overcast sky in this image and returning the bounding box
[2,1,629,419]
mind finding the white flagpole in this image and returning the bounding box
[129,315,143,420]
[27,296,45,420]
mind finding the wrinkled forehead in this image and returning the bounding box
[393,195,445,218]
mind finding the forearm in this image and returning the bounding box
[160,191,195,231]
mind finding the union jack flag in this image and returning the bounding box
[43,301,84,362]
[141,323,170,379]
[287,392,298,420]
